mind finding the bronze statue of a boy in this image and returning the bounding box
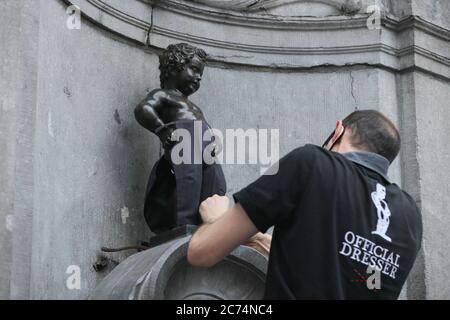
[135,43,226,234]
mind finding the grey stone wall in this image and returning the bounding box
[0,0,449,299]
[410,73,450,299]
[199,66,403,195]
[27,0,157,299]
[0,0,42,299]
[0,0,20,300]
[2,0,155,299]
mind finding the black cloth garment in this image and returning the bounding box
[144,120,226,234]
[233,144,422,299]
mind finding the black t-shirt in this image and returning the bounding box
[233,144,422,299]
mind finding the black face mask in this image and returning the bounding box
[322,126,345,151]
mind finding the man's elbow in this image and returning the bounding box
[187,240,216,268]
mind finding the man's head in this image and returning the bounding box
[159,43,207,96]
[324,110,401,163]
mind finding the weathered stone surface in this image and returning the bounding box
[0,0,42,300]
[0,0,21,300]
[189,0,363,15]
[412,73,450,299]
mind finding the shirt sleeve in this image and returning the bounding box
[233,145,316,233]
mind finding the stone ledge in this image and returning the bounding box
[63,0,450,78]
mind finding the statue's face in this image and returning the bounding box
[175,56,205,96]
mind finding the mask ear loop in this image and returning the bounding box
[322,131,335,149]
[323,126,345,151]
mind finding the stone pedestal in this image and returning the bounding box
[90,227,268,300]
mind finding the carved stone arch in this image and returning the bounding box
[190,0,363,15]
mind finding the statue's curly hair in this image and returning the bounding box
[159,43,207,88]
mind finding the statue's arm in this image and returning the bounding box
[134,90,166,133]
[135,90,176,148]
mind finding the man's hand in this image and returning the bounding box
[188,202,258,267]
[199,195,230,224]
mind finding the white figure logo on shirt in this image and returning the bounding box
[371,183,392,242]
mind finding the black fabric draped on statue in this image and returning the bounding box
[144,120,227,234]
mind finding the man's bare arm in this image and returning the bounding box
[187,202,258,268]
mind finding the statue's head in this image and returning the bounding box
[159,43,207,96]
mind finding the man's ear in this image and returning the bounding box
[329,120,344,149]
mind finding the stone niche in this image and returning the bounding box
[63,0,449,301]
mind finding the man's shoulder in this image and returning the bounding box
[386,182,418,205]
[283,144,317,165]
[395,186,421,216]
[390,184,423,246]
[288,144,342,164]
[289,144,321,157]
[282,144,342,170]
